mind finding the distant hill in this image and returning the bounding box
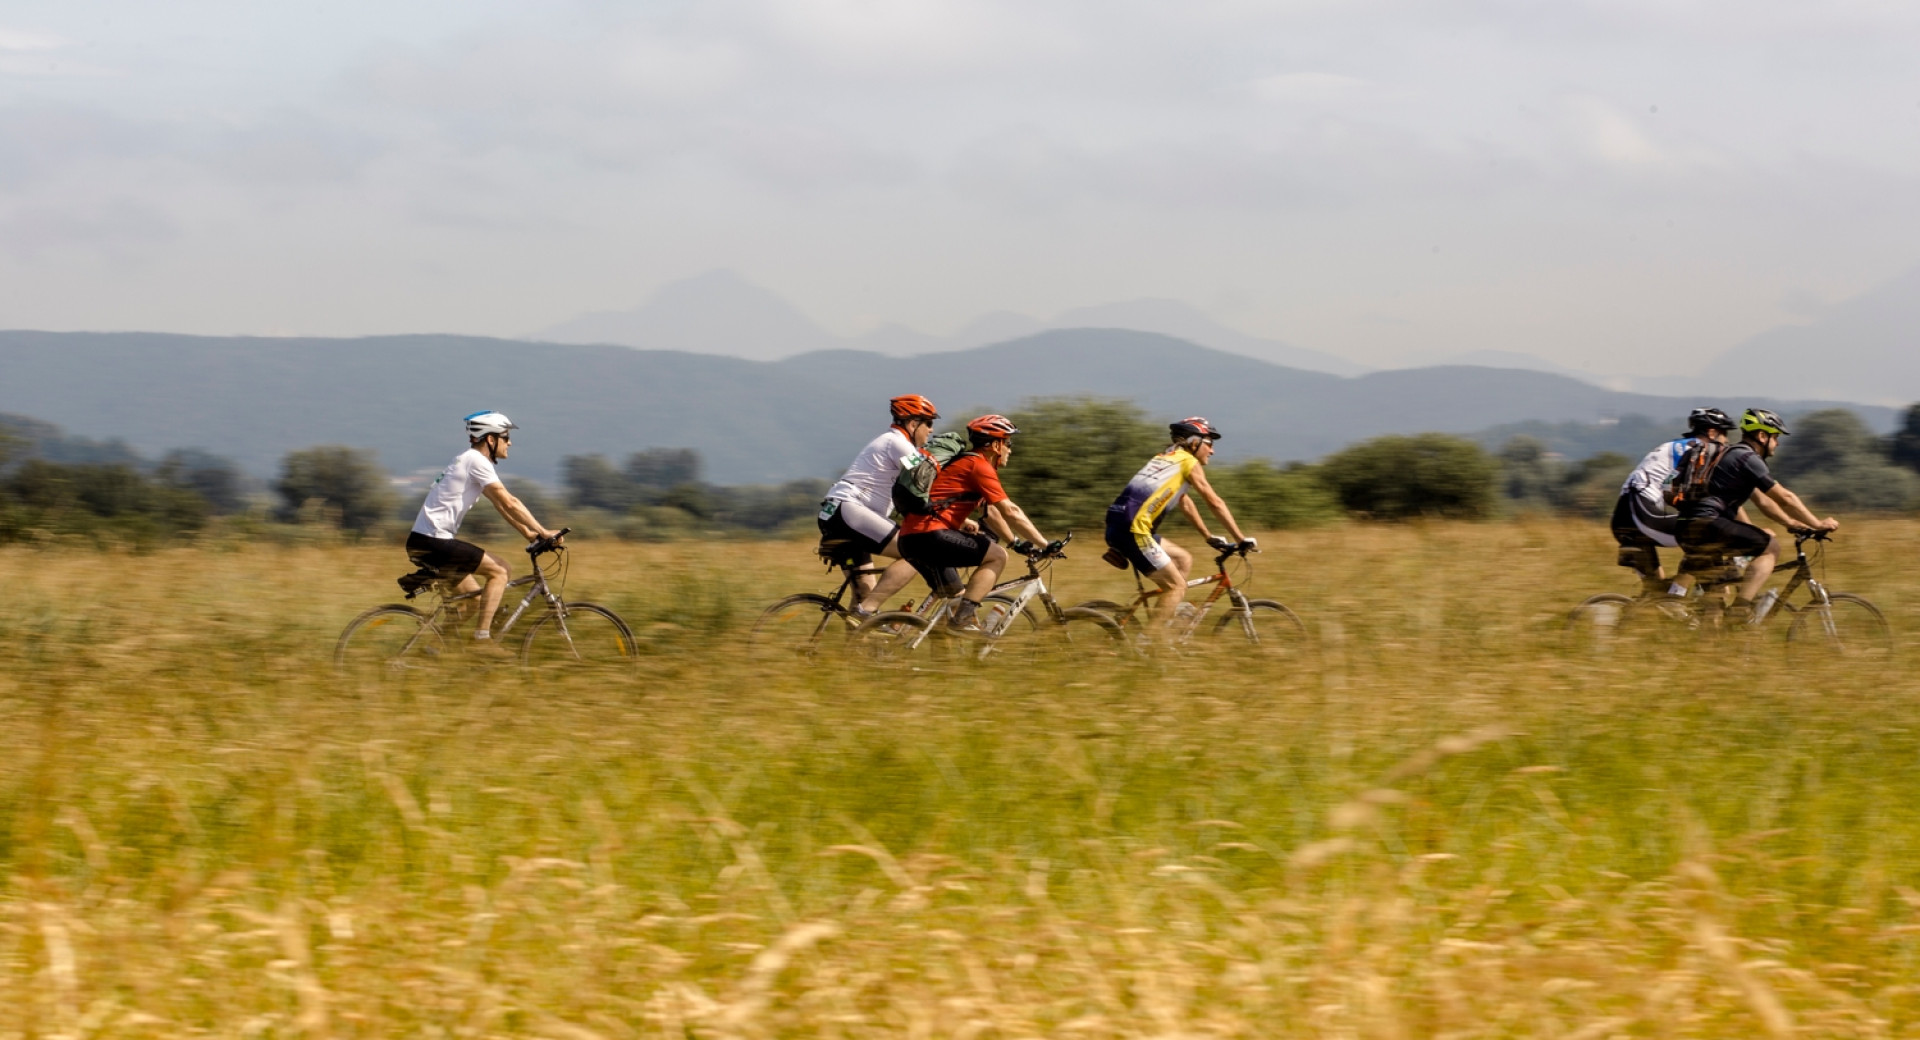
[0,328,1894,486]
[1700,265,1920,405]
[534,268,1369,376]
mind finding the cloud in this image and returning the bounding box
[1246,72,1372,104]
[0,26,67,51]
[0,198,176,260]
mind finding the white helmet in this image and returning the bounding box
[464,410,518,440]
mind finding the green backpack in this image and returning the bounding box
[891,431,973,515]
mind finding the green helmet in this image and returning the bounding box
[1741,408,1790,436]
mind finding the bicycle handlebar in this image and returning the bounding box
[1792,528,1831,544]
[1212,541,1260,565]
[527,526,572,556]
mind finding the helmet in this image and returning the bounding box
[465,410,518,440]
[1688,407,1736,432]
[1741,408,1791,436]
[889,394,939,421]
[1169,417,1222,441]
[966,414,1019,440]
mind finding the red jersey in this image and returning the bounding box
[899,452,1007,534]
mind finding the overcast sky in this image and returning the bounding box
[3,0,1918,373]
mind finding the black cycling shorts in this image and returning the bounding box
[816,502,896,568]
[1610,492,1680,575]
[406,531,486,581]
[1675,515,1771,557]
[898,528,992,597]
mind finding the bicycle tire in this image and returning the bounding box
[520,602,640,673]
[1209,599,1308,656]
[1070,599,1137,628]
[849,610,936,664]
[750,593,857,658]
[1786,593,1893,658]
[1563,593,1634,651]
[1056,606,1132,655]
[335,604,444,674]
[1618,593,1700,643]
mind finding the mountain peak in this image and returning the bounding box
[533,269,836,361]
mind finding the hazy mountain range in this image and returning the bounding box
[533,267,1920,406]
[0,328,1893,487]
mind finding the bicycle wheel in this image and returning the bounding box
[335,605,445,674]
[1056,606,1132,655]
[1787,593,1893,658]
[849,610,936,664]
[1209,599,1308,657]
[1563,593,1633,651]
[1618,594,1702,644]
[750,594,857,658]
[520,602,639,673]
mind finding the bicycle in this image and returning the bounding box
[1605,530,1890,656]
[1563,562,1738,650]
[335,528,639,674]
[748,540,907,658]
[1074,539,1306,656]
[850,533,1126,661]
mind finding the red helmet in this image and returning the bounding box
[966,414,1020,440]
[889,394,939,421]
[1170,416,1221,441]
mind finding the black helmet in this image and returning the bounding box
[1687,407,1736,433]
[1169,416,1222,441]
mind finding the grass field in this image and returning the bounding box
[3,518,1919,1038]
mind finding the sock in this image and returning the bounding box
[474,630,491,640]
[951,599,979,623]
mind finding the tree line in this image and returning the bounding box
[6,402,1920,546]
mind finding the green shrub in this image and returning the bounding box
[1319,434,1499,520]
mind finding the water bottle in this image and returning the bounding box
[1749,590,1778,624]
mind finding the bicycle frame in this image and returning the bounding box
[403,544,565,652]
[887,551,1068,652]
[1111,547,1255,637]
[1684,531,1832,627]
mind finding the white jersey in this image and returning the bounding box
[825,428,921,517]
[412,448,502,539]
[1619,437,1697,507]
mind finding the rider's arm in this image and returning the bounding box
[482,483,556,542]
[986,499,1047,545]
[1177,496,1214,541]
[1759,483,1839,531]
[1185,467,1248,543]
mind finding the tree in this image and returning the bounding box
[1002,398,1167,532]
[625,448,701,490]
[1887,403,1920,474]
[274,446,394,532]
[562,454,640,512]
[1770,409,1918,511]
[1318,434,1499,520]
[158,449,247,514]
[1496,436,1557,508]
[1206,461,1340,529]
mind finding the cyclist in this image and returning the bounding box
[896,414,1056,633]
[1611,407,1736,596]
[1104,417,1254,631]
[406,410,564,655]
[1674,408,1839,619]
[818,394,940,616]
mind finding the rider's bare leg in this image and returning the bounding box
[471,552,511,637]
[961,542,1008,605]
[855,536,918,613]
[1735,532,1781,606]
[1146,540,1194,629]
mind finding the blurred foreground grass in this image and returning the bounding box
[3,518,1920,1037]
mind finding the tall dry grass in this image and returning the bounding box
[2,517,1919,1037]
